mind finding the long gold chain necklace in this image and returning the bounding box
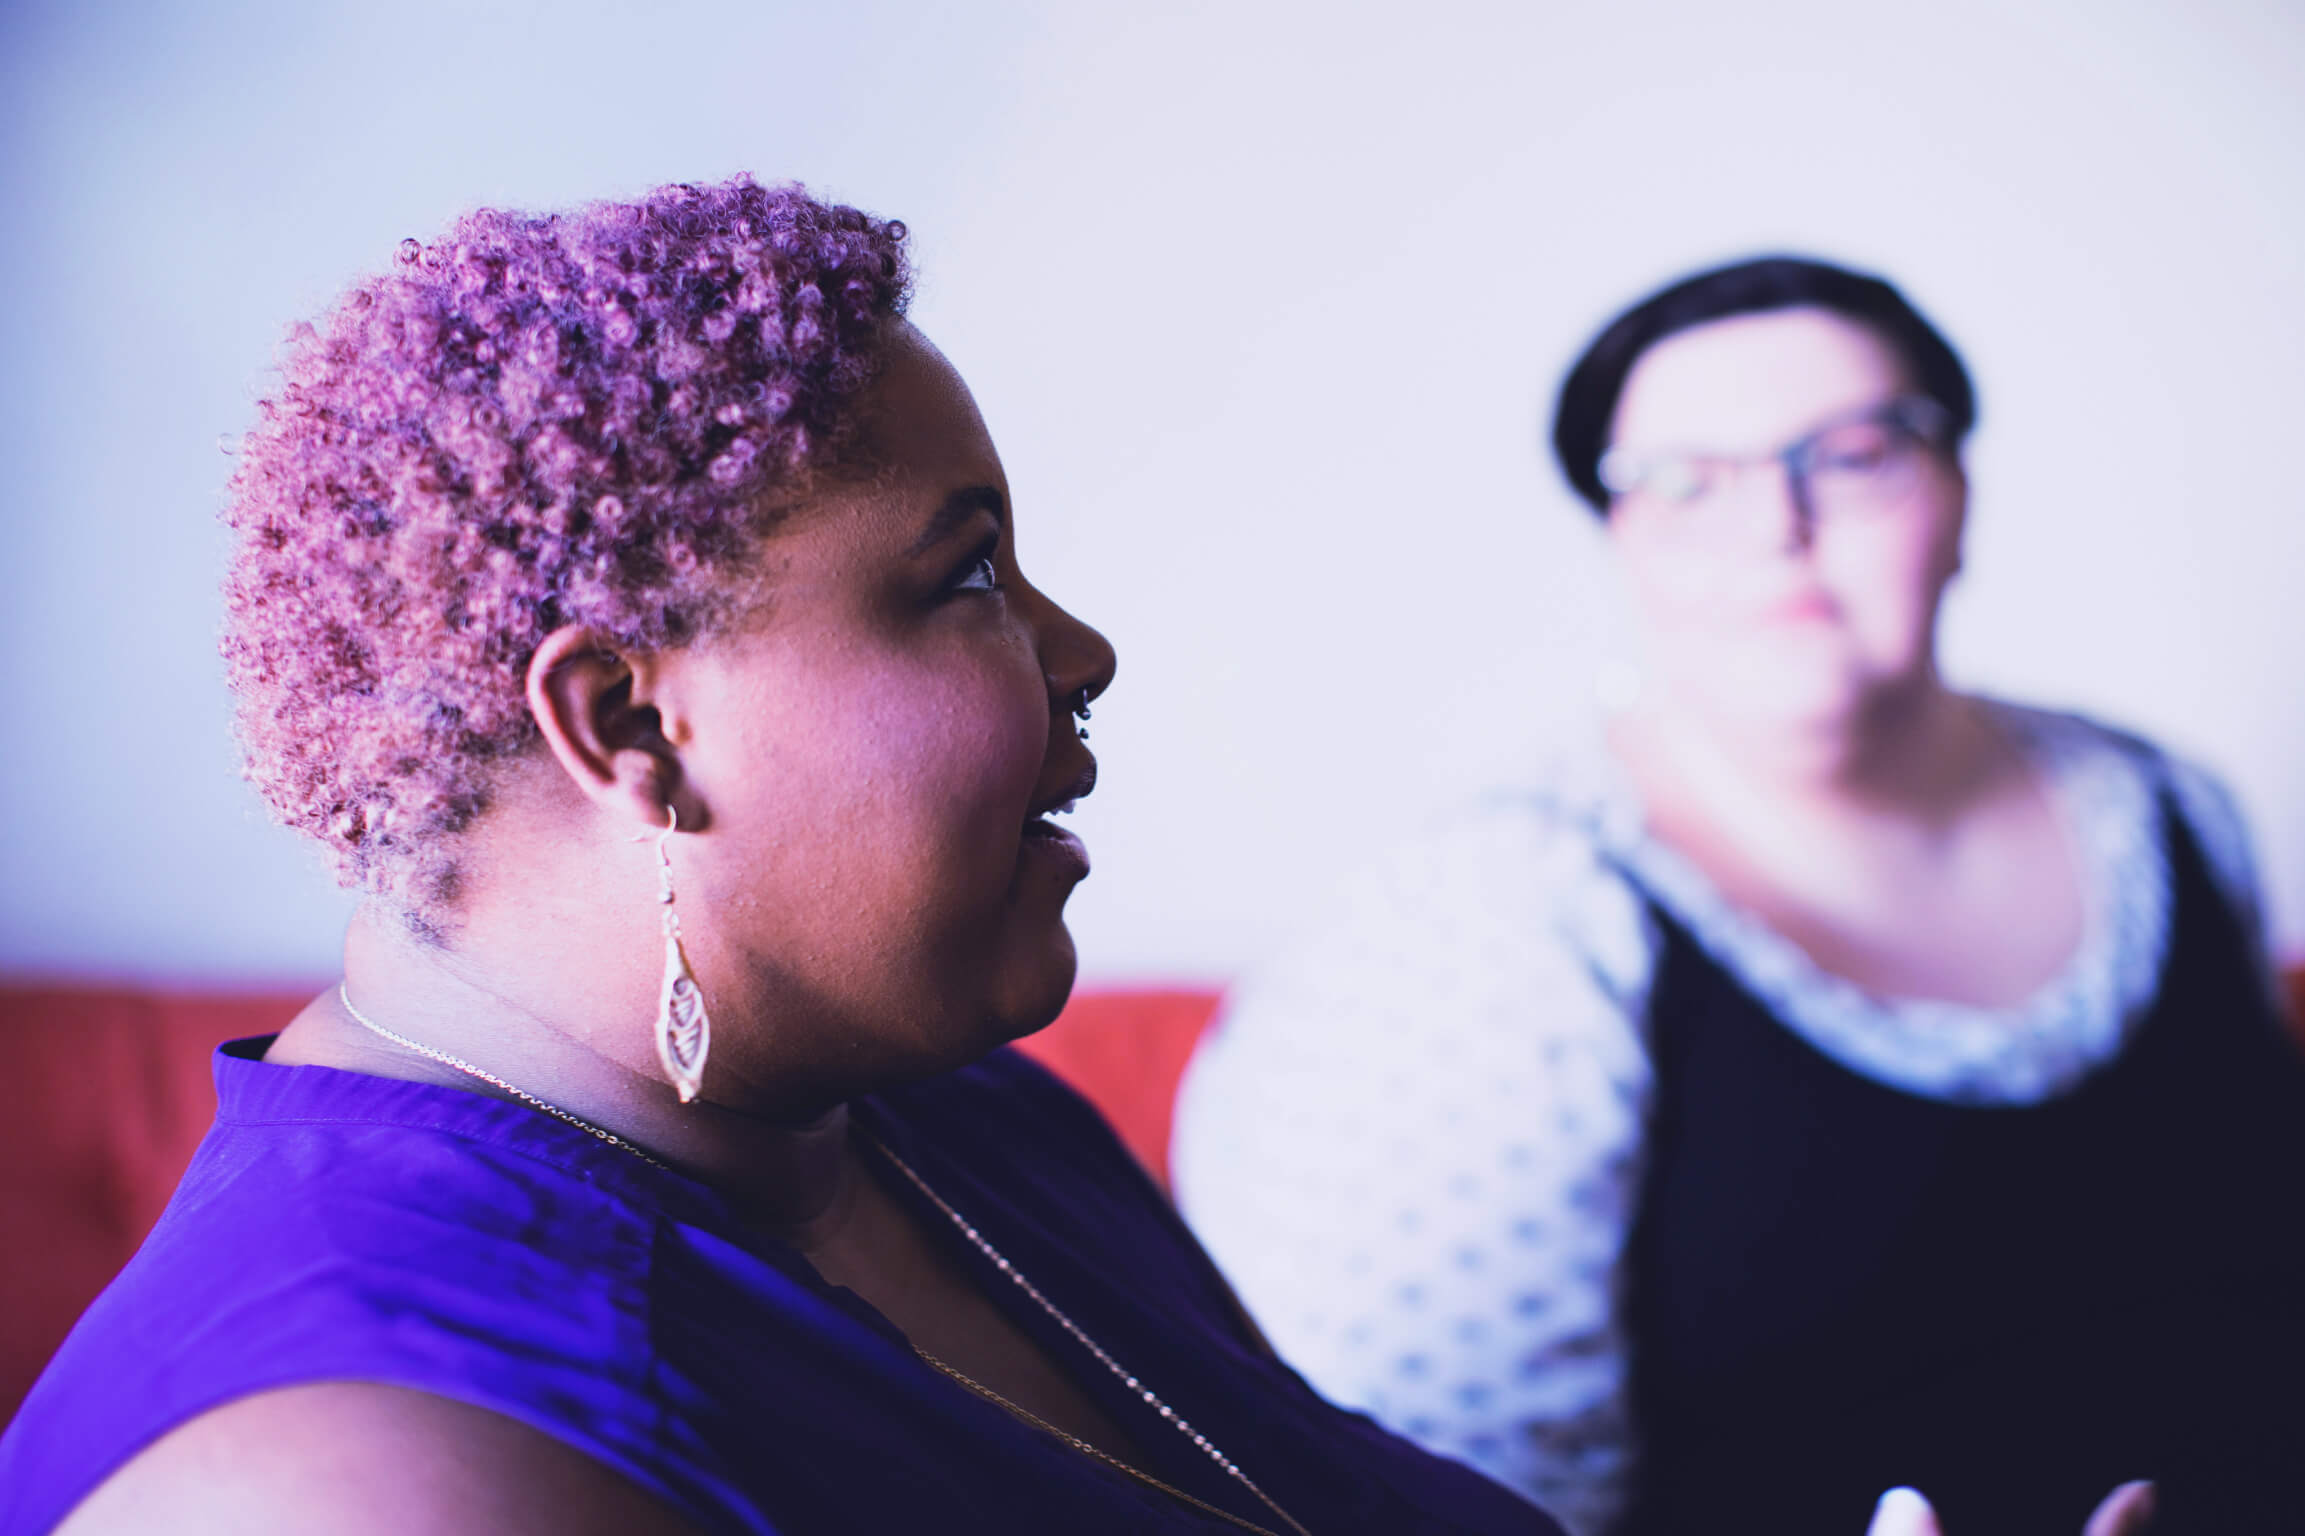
[333,988,1311,1535]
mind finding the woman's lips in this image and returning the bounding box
[1756,588,1840,624]
[1020,818,1090,879]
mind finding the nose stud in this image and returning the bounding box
[1071,688,1092,740]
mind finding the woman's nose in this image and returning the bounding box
[1746,458,1818,555]
[1038,595,1117,714]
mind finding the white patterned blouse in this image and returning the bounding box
[1170,702,2273,1536]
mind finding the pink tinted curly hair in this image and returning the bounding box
[221,175,911,910]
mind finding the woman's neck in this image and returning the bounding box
[272,905,860,1242]
[1614,675,2010,843]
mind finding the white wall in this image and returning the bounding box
[4,0,2300,986]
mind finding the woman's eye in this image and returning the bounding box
[952,554,1000,594]
[1809,427,1898,476]
[1653,459,1713,503]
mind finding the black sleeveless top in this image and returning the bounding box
[1617,799,2305,1536]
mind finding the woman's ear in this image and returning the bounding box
[525,627,699,834]
[1943,459,1970,579]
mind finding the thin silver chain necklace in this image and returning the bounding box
[871,1140,1313,1536]
[336,984,670,1169]
[332,987,1311,1536]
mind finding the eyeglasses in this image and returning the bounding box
[1597,395,1953,534]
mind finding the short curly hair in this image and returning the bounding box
[222,175,911,909]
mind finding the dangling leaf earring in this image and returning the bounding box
[648,805,711,1103]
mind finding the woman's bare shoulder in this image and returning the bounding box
[55,1381,704,1536]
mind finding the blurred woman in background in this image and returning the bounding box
[1174,256,2305,1535]
[0,177,1561,1536]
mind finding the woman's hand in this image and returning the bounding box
[1865,1480,2156,1536]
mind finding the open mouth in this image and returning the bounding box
[1019,763,1096,873]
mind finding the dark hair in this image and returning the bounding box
[1549,255,1976,514]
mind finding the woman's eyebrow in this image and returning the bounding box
[907,485,1006,555]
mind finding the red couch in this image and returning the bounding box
[0,984,1221,1425]
[10,969,2302,1428]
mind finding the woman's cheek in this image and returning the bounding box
[1622,539,1740,667]
[1819,522,1953,671]
[878,653,1046,868]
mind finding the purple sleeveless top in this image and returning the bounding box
[0,1040,1559,1535]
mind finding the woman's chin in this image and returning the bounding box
[1670,643,1872,729]
[966,927,1082,1055]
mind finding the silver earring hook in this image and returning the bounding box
[655,805,678,917]
[631,804,681,918]
[629,802,681,841]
